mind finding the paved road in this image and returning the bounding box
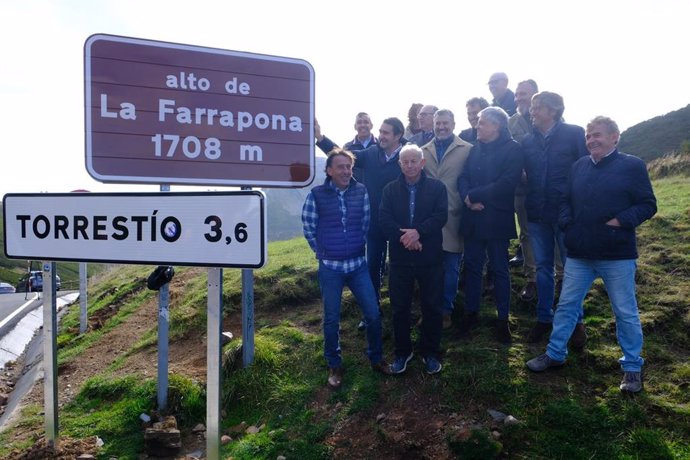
[0,291,79,429]
[0,292,41,337]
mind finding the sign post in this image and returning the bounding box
[42,262,58,448]
[206,268,223,460]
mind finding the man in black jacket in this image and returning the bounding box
[379,144,448,375]
[526,116,657,394]
[457,107,523,343]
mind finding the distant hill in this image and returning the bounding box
[619,104,690,161]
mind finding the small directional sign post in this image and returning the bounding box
[3,192,266,267]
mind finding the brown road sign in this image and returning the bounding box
[84,34,315,188]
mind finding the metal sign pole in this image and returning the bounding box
[158,184,170,411]
[241,268,254,368]
[241,187,255,368]
[79,262,88,334]
[157,282,170,411]
[206,267,223,460]
[43,261,59,448]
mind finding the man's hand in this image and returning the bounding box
[314,118,324,142]
[606,217,621,227]
[400,228,420,250]
[464,196,484,211]
[408,240,423,251]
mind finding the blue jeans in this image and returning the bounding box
[546,258,644,372]
[366,227,388,300]
[528,221,582,323]
[463,238,511,320]
[318,262,383,368]
[443,251,462,314]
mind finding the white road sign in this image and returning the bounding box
[3,192,266,268]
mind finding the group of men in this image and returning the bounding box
[302,72,657,394]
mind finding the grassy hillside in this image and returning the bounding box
[0,168,689,458]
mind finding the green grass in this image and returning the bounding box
[0,176,688,458]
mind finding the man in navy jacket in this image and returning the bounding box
[526,116,657,394]
[458,107,523,343]
[522,91,589,344]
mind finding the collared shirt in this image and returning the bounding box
[406,181,418,226]
[302,181,369,273]
[384,144,403,163]
[434,136,454,163]
[591,148,616,164]
[348,134,375,150]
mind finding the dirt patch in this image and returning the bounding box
[3,436,101,459]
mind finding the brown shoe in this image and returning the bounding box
[569,323,587,350]
[442,312,453,330]
[527,321,552,343]
[327,367,343,389]
[371,360,393,375]
[520,281,537,302]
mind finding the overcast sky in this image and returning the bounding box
[1,0,688,197]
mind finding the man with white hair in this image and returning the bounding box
[457,107,523,344]
[380,144,448,375]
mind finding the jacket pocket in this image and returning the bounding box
[592,223,632,257]
[563,224,586,255]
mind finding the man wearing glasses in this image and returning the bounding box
[408,105,439,147]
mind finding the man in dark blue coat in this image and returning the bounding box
[527,116,657,394]
[379,144,448,375]
[522,91,589,344]
[457,107,523,343]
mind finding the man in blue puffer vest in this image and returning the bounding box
[526,116,657,394]
[302,149,391,389]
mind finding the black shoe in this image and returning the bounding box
[520,281,537,302]
[495,320,512,344]
[457,312,479,336]
[527,321,552,343]
[357,319,366,331]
